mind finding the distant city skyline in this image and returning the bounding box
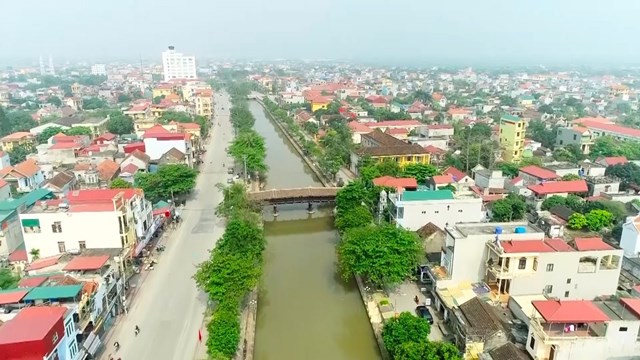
[2,0,640,67]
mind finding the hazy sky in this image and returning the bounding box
[2,0,639,66]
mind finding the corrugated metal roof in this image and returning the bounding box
[23,285,83,301]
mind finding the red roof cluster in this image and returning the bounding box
[500,239,575,253]
[442,167,466,181]
[0,306,67,345]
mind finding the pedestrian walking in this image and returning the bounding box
[414,295,420,304]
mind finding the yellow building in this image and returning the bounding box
[499,114,525,162]
[351,130,430,174]
[0,132,35,152]
[310,98,331,112]
[194,90,213,118]
[152,84,174,99]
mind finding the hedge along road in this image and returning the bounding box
[249,100,381,360]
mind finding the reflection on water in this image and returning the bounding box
[250,102,380,360]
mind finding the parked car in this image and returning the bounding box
[227,168,234,174]
[227,178,234,184]
[415,305,433,324]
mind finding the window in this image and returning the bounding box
[434,211,439,214]
[518,257,527,270]
[79,241,86,251]
[546,263,554,272]
[573,134,577,140]
[620,327,628,332]
[58,242,66,253]
[528,335,535,349]
[21,218,41,233]
[458,209,463,213]
[52,221,62,233]
[533,258,538,271]
[564,291,570,298]
[567,278,571,284]
[544,285,553,294]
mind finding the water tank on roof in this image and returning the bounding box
[495,226,503,235]
[515,226,527,234]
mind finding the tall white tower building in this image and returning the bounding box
[161,46,196,81]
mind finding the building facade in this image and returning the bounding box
[499,114,525,162]
[161,46,196,81]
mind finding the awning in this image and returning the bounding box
[21,218,40,227]
[133,215,166,257]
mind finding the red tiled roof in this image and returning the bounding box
[602,156,628,166]
[0,289,30,305]
[26,255,62,271]
[96,132,116,141]
[528,180,588,195]
[442,167,466,181]
[1,132,33,141]
[423,145,445,154]
[18,276,48,288]
[8,248,27,262]
[544,238,575,252]
[372,176,418,189]
[578,118,640,139]
[510,176,524,185]
[121,163,139,175]
[532,300,610,323]
[432,174,454,185]
[124,142,146,154]
[426,124,454,130]
[620,298,640,320]
[573,237,614,251]
[348,121,372,133]
[63,255,110,271]
[519,165,559,180]
[364,120,421,128]
[67,188,141,202]
[501,240,557,253]
[386,128,409,135]
[0,306,67,344]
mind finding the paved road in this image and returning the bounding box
[102,92,232,360]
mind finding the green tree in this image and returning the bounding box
[302,121,319,135]
[106,114,134,135]
[194,248,261,304]
[1,110,37,136]
[561,173,581,181]
[83,97,107,110]
[37,126,65,144]
[65,127,93,136]
[382,312,431,357]
[395,341,462,360]
[159,110,192,124]
[335,205,374,232]
[568,213,587,230]
[153,95,165,104]
[8,144,35,164]
[228,130,267,175]
[47,96,62,106]
[335,180,378,215]
[0,268,19,290]
[605,163,640,189]
[499,162,520,178]
[490,194,526,221]
[134,164,197,202]
[117,94,133,103]
[109,178,132,189]
[337,225,421,286]
[585,209,614,231]
[215,183,256,218]
[538,104,554,114]
[565,194,585,212]
[541,195,566,210]
[400,163,439,183]
[206,307,241,358]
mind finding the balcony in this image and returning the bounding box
[530,319,606,342]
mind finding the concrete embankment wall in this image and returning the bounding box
[254,100,333,187]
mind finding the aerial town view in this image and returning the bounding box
[1,1,640,360]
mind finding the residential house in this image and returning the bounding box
[142,125,192,166]
[386,189,483,231]
[363,120,422,133]
[526,299,640,360]
[542,162,581,178]
[556,126,594,154]
[485,236,622,302]
[586,176,620,197]
[450,297,508,359]
[0,189,54,259]
[157,148,186,166]
[448,107,471,121]
[620,216,640,257]
[42,171,77,197]
[473,166,507,190]
[442,166,475,187]
[97,159,121,186]
[432,92,447,107]
[574,117,640,142]
[20,188,152,261]
[518,95,535,108]
[499,114,526,162]
[0,132,35,152]
[0,159,45,193]
[407,101,429,119]
[518,165,560,185]
[596,156,628,168]
[119,150,150,183]
[152,83,174,98]
[528,180,589,201]
[350,130,430,174]
[0,179,10,201]
[0,306,80,360]
[0,151,11,170]
[365,95,388,109]
[194,89,213,118]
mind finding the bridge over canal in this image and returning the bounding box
[248,187,340,214]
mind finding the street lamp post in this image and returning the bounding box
[243,154,248,184]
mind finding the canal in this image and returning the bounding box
[250,101,381,360]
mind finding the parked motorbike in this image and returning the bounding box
[156,245,166,252]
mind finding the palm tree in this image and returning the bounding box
[30,248,40,260]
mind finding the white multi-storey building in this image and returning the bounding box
[90,64,107,76]
[387,189,484,231]
[161,46,196,81]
